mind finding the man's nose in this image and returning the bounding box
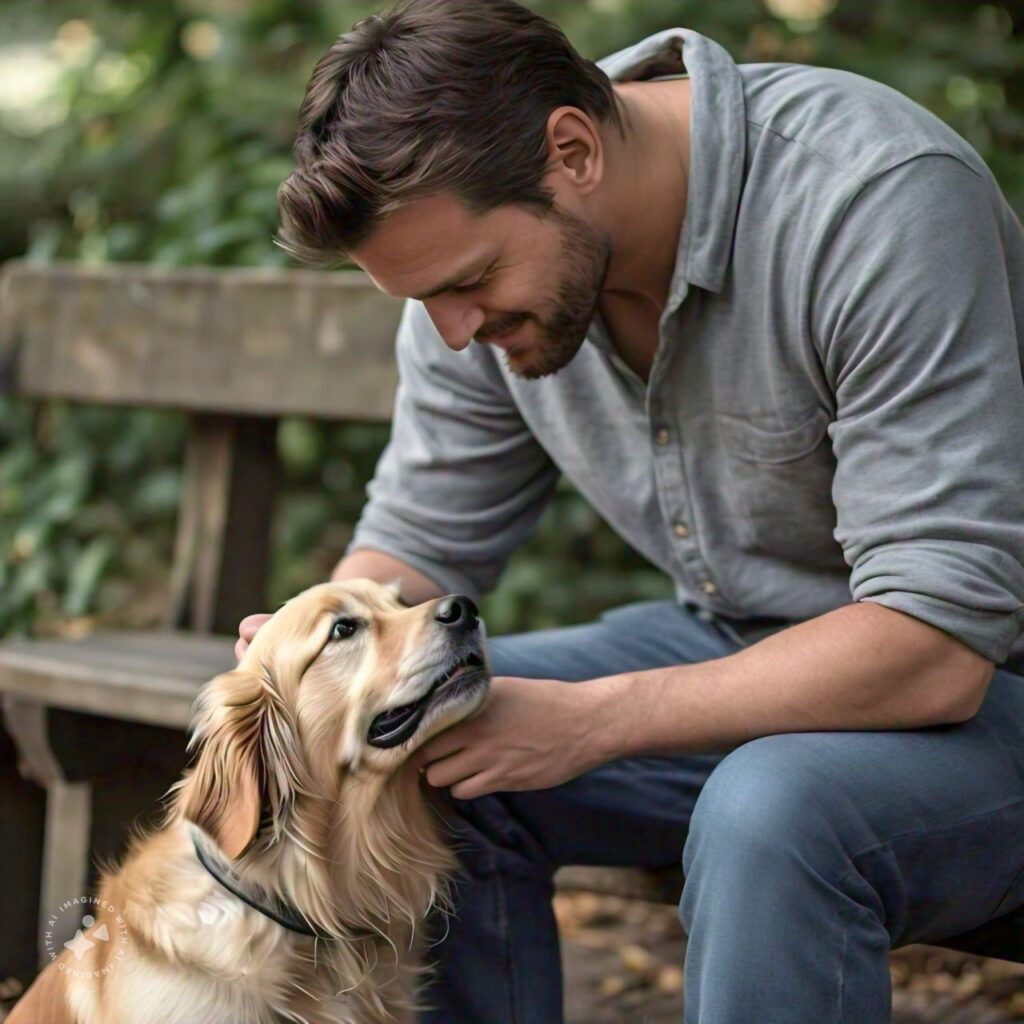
[434,595,480,632]
[423,296,486,351]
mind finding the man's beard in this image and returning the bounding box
[477,208,610,381]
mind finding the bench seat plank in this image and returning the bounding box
[0,632,236,729]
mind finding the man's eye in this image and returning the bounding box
[330,618,360,641]
[452,275,489,294]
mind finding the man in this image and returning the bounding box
[240,1,1024,1020]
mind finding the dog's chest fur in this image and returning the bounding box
[63,823,420,1024]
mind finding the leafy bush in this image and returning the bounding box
[0,397,184,634]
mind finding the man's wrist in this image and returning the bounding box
[580,673,640,768]
[582,665,704,764]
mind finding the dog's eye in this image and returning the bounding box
[330,618,360,641]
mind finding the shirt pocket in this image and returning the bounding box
[715,406,841,563]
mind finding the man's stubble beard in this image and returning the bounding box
[501,208,611,381]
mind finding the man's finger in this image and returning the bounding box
[424,750,479,789]
[450,773,494,801]
[234,637,249,661]
[411,731,468,770]
[239,613,273,641]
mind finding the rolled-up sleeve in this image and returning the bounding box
[347,300,560,600]
[812,153,1024,662]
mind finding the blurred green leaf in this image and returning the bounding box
[64,536,116,616]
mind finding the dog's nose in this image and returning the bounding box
[434,595,479,631]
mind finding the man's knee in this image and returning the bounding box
[679,734,904,950]
[683,733,862,878]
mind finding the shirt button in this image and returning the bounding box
[654,427,670,445]
[701,580,718,595]
[673,522,690,538]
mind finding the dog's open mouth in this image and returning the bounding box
[367,651,487,749]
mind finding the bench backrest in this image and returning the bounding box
[0,260,404,633]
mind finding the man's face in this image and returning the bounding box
[351,192,610,379]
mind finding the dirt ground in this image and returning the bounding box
[557,892,1024,1024]
[5,893,1024,1022]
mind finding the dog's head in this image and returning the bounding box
[175,579,489,861]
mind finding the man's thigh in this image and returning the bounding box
[485,598,740,682]
[688,662,1024,945]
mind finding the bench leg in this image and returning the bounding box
[40,780,92,960]
[2,698,93,964]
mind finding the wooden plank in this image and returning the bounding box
[0,632,234,683]
[167,415,277,634]
[2,698,93,959]
[210,416,278,634]
[0,632,236,729]
[0,261,403,420]
[2,697,62,788]
[40,780,92,960]
[168,416,233,632]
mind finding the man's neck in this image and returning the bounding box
[598,78,692,314]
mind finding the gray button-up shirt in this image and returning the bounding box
[348,29,1024,664]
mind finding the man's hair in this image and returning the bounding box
[276,0,622,266]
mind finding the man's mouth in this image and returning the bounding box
[477,315,529,344]
[486,334,521,350]
[366,652,487,749]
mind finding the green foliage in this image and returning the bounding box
[0,397,184,634]
[1,0,1022,635]
[3,0,1021,265]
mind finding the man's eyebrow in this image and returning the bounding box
[410,260,490,301]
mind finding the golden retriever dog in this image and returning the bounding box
[8,579,489,1024]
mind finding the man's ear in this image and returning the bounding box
[176,670,265,859]
[544,105,604,195]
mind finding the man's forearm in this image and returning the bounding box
[588,602,994,762]
[331,548,446,604]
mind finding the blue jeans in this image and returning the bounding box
[418,599,1024,1024]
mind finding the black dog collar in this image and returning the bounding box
[191,831,331,940]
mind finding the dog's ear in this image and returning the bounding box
[176,670,265,859]
[383,577,409,607]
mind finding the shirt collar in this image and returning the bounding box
[598,29,747,296]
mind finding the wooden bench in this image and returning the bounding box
[1,259,1022,972]
[0,260,402,964]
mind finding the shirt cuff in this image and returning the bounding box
[850,541,1024,662]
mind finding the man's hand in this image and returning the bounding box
[411,676,612,800]
[235,613,273,661]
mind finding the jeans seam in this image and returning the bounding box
[837,895,850,1024]
[834,879,893,1024]
[494,860,520,1024]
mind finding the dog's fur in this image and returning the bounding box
[8,579,489,1024]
